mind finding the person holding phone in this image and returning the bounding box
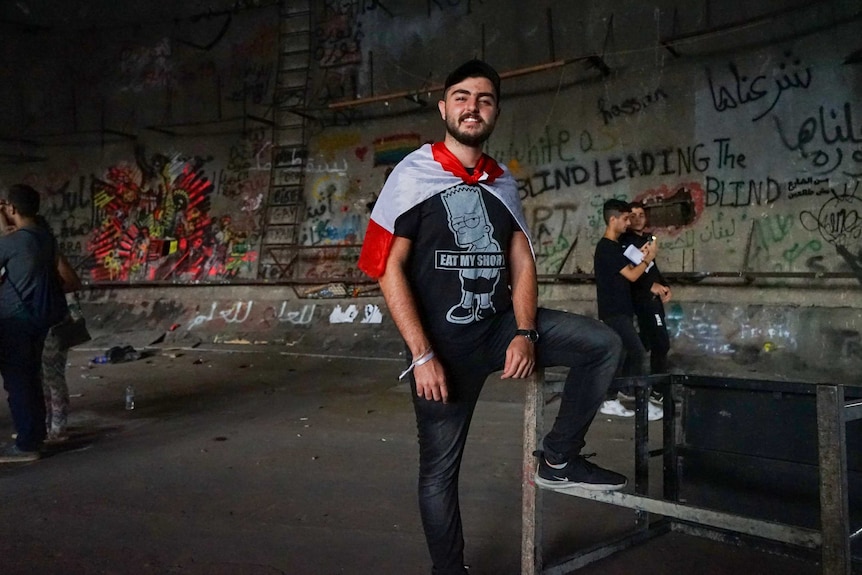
[621,202,672,378]
[595,199,662,421]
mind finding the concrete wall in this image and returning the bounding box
[1,0,861,379]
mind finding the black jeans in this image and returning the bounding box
[601,314,646,378]
[0,317,47,451]
[408,308,622,574]
[634,296,670,374]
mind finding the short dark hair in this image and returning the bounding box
[629,201,645,210]
[6,184,40,217]
[444,59,501,101]
[602,198,630,224]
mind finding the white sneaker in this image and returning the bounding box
[600,399,634,417]
[647,402,663,421]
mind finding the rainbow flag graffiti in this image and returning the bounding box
[372,133,423,166]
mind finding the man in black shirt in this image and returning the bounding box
[594,199,662,421]
[359,60,626,575]
[620,202,671,375]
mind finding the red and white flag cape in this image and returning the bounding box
[358,142,532,279]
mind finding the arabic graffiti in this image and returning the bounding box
[188,301,323,329]
[301,171,362,246]
[786,176,832,200]
[706,51,813,122]
[698,210,738,243]
[775,101,862,177]
[186,301,253,329]
[263,303,316,325]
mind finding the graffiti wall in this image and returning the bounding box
[0,0,859,294]
[302,1,861,286]
[0,4,277,282]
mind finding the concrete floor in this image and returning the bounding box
[0,346,832,574]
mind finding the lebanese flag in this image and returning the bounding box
[358,142,532,279]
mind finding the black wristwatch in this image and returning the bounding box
[515,329,539,343]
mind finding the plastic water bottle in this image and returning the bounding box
[92,355,109,364]
[125,385,135,410]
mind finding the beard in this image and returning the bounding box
[445,114,494,147]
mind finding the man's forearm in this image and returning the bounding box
[378,264,433,358]
[509,232,538,329]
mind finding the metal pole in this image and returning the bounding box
[816,384,851,575]
[522,368,544,575]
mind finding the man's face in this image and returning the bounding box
[610,212,630,234]
[438,76,499,147]
[629,207,646,232]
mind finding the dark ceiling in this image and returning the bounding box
[0,0,273,33]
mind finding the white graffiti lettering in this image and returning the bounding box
[188,302,217,330]
[278,303,316,325]
[219,301,254,323]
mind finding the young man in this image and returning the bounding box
[0,184,64,462]
[359,60,625,575]
[620,202,671,376]
[594,199,662,421]
[0,207,83,443]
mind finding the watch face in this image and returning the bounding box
[517,329,539,343]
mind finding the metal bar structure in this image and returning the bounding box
[521,368,544,575]
[817,385,853,575]
[523,374,668,575]
[522,374,860,574]
[327,55,606,111]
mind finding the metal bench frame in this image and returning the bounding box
[521,370,861,575]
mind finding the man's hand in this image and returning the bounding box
[640,240,657,262]
[651,283,672,303]
[501,335,535,379]
[413,357,450,403]
[0,210,15,235]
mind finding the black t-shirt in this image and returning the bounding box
[594,236,634,319]
[394,183,515,348]
[619,231,665,302]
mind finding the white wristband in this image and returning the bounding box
[399,348,435,381]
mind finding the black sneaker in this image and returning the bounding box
[535,454,627,491]
[0,444,41,463]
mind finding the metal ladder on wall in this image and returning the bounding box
[258,0,311,280]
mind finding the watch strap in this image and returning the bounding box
[515,329,539,343]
